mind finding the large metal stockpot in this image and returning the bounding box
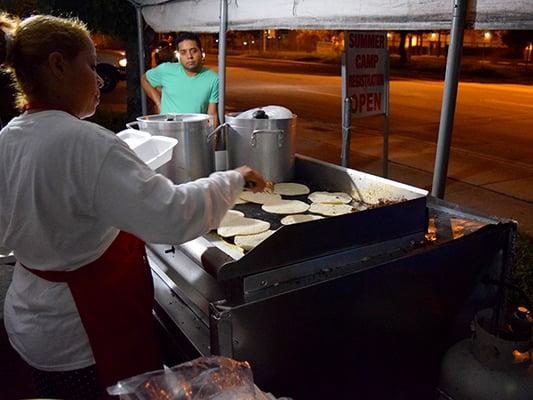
[128,113,215,183]
[225,112,297,182]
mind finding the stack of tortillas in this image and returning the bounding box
[234,230,275,250]
[233,197,248,205]
[217,210,270,238]
[247,182,311,215]
[219,209,245,225]
[239,184,312,215]
[307,191,354,216]
[217,209,274,251]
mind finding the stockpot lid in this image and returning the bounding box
[136,113,210,123]
[233,106,294,120]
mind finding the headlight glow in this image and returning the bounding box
[118,58,127,68]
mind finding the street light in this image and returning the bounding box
[482,31,491,60]
[526,42,533,70]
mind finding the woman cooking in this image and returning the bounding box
[0,13,266,399]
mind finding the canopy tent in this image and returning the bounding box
[137,0,533,32]
[128,0,533,197]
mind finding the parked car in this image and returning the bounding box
[96,49,127,93]
[154,40,178,65]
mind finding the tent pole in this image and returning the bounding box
[383,35,390,178]
[218,0,228,125]
[431,0,467,198]
[340,51,351,168]
[135,6,148,116]
[341,97,352,168]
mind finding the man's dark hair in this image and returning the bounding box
[176,32,202,49]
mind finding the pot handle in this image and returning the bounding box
[251,129,284,148]
[207,122,229,143]
[125,121,140,130]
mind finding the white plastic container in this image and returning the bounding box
[136,136,177,170]
[117,129,178,171]
[117,129,151,149]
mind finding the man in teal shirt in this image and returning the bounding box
[142,32,219,125]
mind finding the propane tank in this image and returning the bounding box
[437,307,533,400]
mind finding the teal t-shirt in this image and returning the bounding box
[146,63,219,114]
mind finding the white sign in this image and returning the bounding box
[345,31,388,117]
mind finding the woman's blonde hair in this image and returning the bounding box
[0,13,91,108]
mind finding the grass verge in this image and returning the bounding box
[513,233,533,307]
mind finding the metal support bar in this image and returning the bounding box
[431,0,467,198]
[340,49,349,167]
[341,97,352,167]
[383,113,390,178]
[209,303,233,357]
[341,51,347,117]
[135,6,147,116]
[217,0,228,125]
[383,41,390,178]
[491,224,517,334]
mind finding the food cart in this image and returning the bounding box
[145,155,516,399]
[126,1,530,398]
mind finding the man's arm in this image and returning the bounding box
[141,73,162,113]
[207,102,219,128]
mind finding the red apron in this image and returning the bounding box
[23,231,163,391]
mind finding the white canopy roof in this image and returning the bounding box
[135,0,533,33]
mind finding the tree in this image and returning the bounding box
[0,0,39,17]
[399,32,408,64]
[0,0,152,120]
[501,30,533,58]
[294,30,340,53]
[35,0,154,121]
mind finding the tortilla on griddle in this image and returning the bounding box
[309,203,353,216]
[273,182,310,196]
[219,210,245,226]
[239,191,282,204]
[261,199,310,215]
[233,197,248,205]
[308,191,352,204]
[217,217,270,237]
[280,214,324,225]
[205,232,245,258]
[234,230,275,251]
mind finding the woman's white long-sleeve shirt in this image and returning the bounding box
[0,110,244,371]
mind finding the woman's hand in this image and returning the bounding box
[235,166,268,193]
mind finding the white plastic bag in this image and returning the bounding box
[107,356,278,400]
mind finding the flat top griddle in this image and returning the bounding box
[193,155,430,281]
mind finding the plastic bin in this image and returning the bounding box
[136,136,178,170]
[117,129,151,149]
[117,129,178,171]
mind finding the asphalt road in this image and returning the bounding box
[221,59,532,181]
[101,56,533,232]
